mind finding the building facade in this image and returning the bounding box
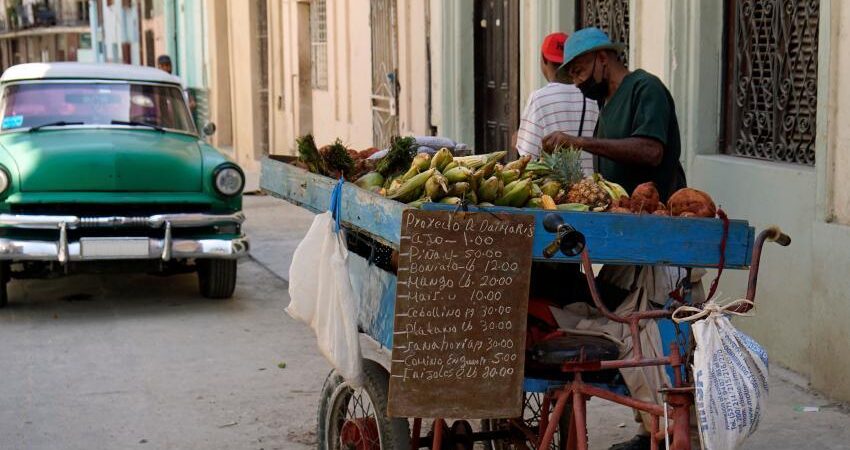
[626,0,850,403]
[0,0,91,71]
[242,0,850,403]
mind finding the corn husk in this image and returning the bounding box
[541,180,562,198]
[447,182,470,197]
[444,166,473,183]
[498,169,520,185]
[558,203,590,212]
[388,168,436,202]
[407,197,432,208]
[504,155,531,172]
[526,197,543,208]
[425,171,450,200]
[354,171,385,190]
[430,148,454,172]
[495,179,532,207]
[412,153,431,172]
[478,176,503,203]
[440,196,462,205]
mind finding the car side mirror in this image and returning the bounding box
[202,121,216,137]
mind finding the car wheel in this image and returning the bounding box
[197,259,237,299]
[0,262,7,308]
[318,359,410,450]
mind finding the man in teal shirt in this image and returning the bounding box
[543,28,689,450]
[542,27,686,202]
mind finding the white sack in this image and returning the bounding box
[287,211,363,386]
[687,302,769,450]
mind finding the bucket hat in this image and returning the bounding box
[559,27,626,71]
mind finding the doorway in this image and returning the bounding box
[473,0,520,154]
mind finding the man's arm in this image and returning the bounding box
[541,132,663,167]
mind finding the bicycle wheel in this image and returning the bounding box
[318,359,410,450]
[482,391,571,450]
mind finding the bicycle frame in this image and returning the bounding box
[532,227,789,450]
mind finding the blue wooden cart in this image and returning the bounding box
[260,155,782,450]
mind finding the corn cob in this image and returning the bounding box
[412,153,431,172]
[444,166,473,183]
[531,182,543,198]
[440,196,462,205]
[430,148,454,172]
[447,182,470,197]
[478,176,503,203]
[541,195,557,210]
[498,169,520,185]
[526,197,543,208]
[495,179,532,207]
[504,155,531,172]
[541,180,562,198]
[425,171,449,200]
[407,197,432,208]
[388,168,435,202]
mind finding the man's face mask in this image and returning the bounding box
[576,54,609,101]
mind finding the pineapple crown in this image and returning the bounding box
[541,145,584,187]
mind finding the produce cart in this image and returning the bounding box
[261,153,788,450]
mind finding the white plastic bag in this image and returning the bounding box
[287,211,363,386]
[677,300,769,450]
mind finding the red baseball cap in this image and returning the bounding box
[541,32,568,64]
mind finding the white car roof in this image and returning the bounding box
[0,62,183,86]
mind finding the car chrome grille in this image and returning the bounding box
[9,203,212,217]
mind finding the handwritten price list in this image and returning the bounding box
[387,209,535,419]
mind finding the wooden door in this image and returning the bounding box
[474,0,519,154]
[371,0,399,149]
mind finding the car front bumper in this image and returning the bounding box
[0,212,249,262]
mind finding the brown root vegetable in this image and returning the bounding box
[653,209,671,216]
[630,182,660,214]
[359,147,381,159]
[613,196,631,209]
[667,188,716,218]
[609,206,632,214]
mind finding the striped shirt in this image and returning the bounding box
[516,82,599,174]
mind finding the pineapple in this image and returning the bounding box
[539,145,585,188]
[567,177,611,211]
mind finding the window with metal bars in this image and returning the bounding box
[257,0,269,155]
[576,0,630,66]
[722,0,819,165]
[310,0,328,90]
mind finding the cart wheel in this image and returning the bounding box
[481,392,570,450]
[318,359,410,450]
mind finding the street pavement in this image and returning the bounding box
[0,194,848,449]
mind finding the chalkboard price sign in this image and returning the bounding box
[387,209,535,419]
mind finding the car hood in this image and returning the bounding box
[0,129,204,192]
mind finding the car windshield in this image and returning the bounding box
[0,82,196,133]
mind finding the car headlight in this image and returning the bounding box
[0,167,9,194]
[214,165,244,196]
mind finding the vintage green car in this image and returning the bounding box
[0,63,249,306]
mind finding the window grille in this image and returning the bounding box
[723,0,819,165]
[310,0,328,90]
[576,0,630,66]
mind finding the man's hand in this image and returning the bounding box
[541,131,581,153]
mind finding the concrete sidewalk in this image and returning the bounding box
[244,194,850,449]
